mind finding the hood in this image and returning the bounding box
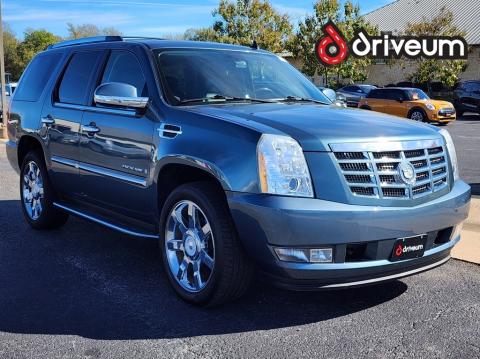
[185,103,442,151]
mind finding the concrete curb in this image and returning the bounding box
[452,198,480,264]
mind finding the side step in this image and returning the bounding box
[53,202,159,239]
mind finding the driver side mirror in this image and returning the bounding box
[94,82,148,109]
[321,88,337,102]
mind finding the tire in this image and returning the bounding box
[409,109,427,122]
[160,182,253,307]
[20,151,69,230]
[360,105,371,110]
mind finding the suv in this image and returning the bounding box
[453,80,480,115]
[6,37,471,306]
[336,84,376,107]
[359,88,456,124]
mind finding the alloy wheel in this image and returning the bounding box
[411,111,424,121]
[164,200,215,292]
[22,161,44,220]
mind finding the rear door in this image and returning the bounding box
[77,49,157,220]
[365,89,385,112]
[41,50,104,197]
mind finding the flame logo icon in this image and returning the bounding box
[395,244,403,257]
[315,21,349,66]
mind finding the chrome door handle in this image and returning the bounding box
[81,124,100,135]
[41,116,55,126]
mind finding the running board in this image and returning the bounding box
[53,202,159,239]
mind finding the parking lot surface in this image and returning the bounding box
[0,116,479,358]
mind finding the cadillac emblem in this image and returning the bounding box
[397,161,416,185]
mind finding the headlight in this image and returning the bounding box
[257,134,313,197]
[426,103,436,111]
[439,129,459,181]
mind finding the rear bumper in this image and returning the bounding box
[228,180,471,288]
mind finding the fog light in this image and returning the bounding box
[451,222,463,240]
[310,248,333,263]
[274,247,333,263]
[274,248,309,263]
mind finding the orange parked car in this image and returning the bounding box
[358,88,456,124]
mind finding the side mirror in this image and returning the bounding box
[321,88,337,102]
[94,82,148,109]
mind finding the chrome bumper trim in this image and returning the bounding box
[319,255,450,289]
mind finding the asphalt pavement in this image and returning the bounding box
[0,116,480,358]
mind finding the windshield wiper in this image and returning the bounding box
[177,94,274,105]
[276,96,329,105]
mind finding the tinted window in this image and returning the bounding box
[14,53,61,102]
[343,86,357,92]
[101,51,147,97]
[58,51,101,105]
[467,82,480,92]
[367,89,385,99]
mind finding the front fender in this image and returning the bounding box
[152,110,263,193]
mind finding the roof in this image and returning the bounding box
[47,36,270,53]
[364,0,480,45]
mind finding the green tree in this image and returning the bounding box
[403,7,467,89]
[66,23,122,39]
[185,0,292,53]
[17,29,60,75]
[287,0,377,86]
[3,23,22,81]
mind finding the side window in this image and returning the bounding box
[14,52,62,102]
[58,51,102,105]
[101,51,147,97]
[470,82,480,92]
[343,86,354,92]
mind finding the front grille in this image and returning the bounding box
[332,142,449,200]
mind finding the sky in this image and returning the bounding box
[3,0,392,39]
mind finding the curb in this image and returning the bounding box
[453,198,480,264]
[465,197,480,227]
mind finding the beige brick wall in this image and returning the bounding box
[285,45,480,86]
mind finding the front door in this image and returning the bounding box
[77,50,156,221]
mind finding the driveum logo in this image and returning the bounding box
[315,20,468,66]
[394,243,424,257]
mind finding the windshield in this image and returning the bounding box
[407,89,429,100]
[155,48,331,105]
[358,85,376,93]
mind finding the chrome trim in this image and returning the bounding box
[51,156,147,186]
[330,138,444,152]
[81,124,100,134]
[158,123,182,139]
[51,156,78,169]
[53,102,137,117]
[53,202,158,239]
[319,255,450,289]
[94,94,149,109]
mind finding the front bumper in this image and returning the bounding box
[228,180,471,289]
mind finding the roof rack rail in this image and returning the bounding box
[47,36,123,49]
[122,36,166,41]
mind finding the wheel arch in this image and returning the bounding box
[17,135,46,168]
[155,156,231,215]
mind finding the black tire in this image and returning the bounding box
[159,182,253,307]
[360,105,371,110]
[20,151,69,230]
[409,109,427,122]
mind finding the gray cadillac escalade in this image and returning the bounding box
[5,36,471,306]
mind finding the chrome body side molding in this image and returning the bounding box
[51,156,147,187]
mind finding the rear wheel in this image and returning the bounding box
[360,105,371,110]
[20,151,69,229]
[409,109,427,122]
[160,182,253,307]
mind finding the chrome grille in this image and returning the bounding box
[332,141,449,200]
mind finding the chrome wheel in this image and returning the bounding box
[411,111,424,121]
[164,200,215,293]
[22,161,44,220]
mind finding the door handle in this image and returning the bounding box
[81,124,100,135]
[41,115,55,127]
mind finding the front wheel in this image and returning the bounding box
[409,109,427,122]
[160,182,253,307]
